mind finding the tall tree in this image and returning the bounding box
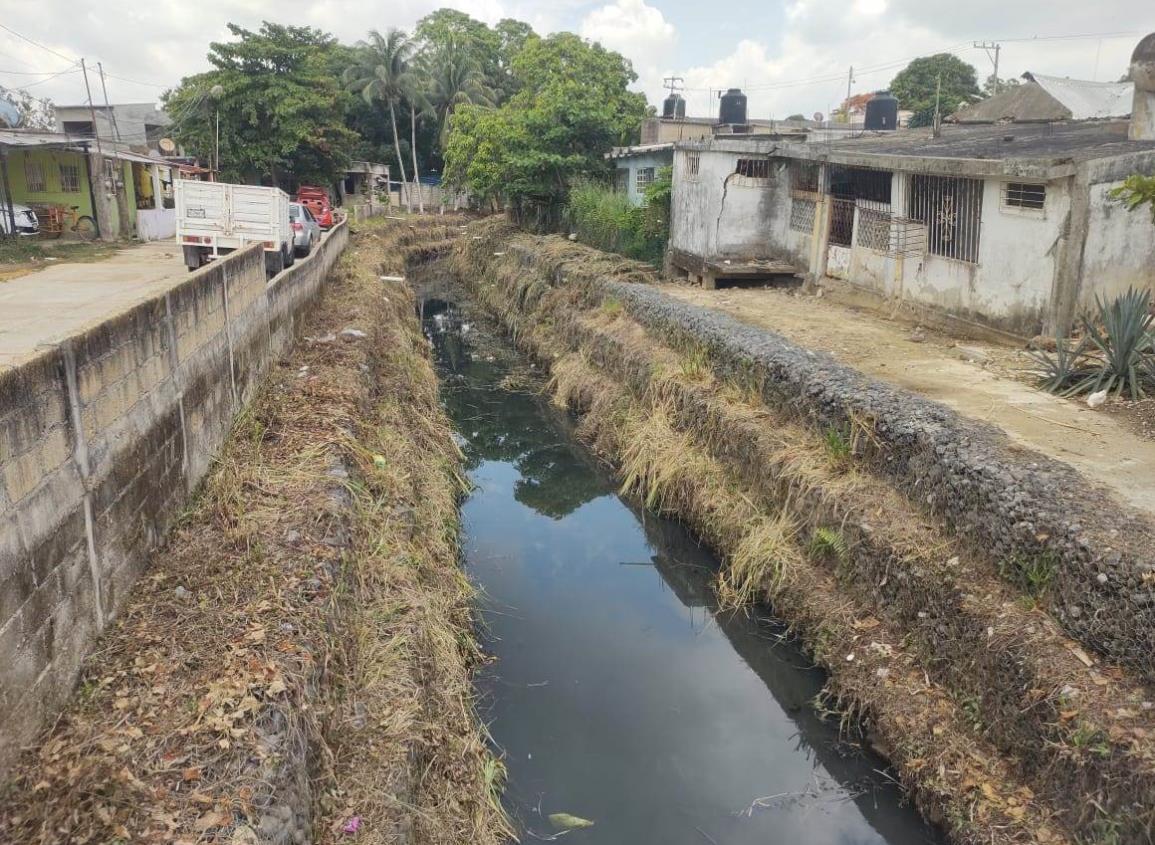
[420,34,496,146]
[344,29,414,211]
[163,23,355,187]
[890,54,980,127]
[443,32,647,207]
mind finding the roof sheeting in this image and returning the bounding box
[954,75,1133,124]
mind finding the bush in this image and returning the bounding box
[564,167,670,266]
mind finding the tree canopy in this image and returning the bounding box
[443,32,647,206]
[889,54,980,127]
[163,23,356,187]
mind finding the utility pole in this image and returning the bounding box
[79,59,106,241]
[96,62,123,143]
[974,41,1001,94]
[80,60,104,160]
[844,66,855,123]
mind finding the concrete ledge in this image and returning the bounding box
[0,219,349,779]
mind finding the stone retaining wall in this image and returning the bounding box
[0,220,348,777]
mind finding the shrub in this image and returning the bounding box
[564,167,671,266]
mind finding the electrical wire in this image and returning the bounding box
[0,22,75,63]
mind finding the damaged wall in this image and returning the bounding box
[0,222,349,779]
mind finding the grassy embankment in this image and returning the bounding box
[0,218,510,845]
[449,217,1155,845]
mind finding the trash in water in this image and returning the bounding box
[549,813,594,831]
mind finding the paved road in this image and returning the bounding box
[0,241,188,371]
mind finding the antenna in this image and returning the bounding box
[663,76,684,95]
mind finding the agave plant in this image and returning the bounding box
[1029,287,1155,399]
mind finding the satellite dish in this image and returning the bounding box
[159,137,176,153]
[813,112,824,124]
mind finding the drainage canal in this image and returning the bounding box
[417,266,942,845]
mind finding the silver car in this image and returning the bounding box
[289,202,320,257]
[0,201,39,236]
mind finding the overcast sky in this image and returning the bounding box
[3,0,1154,122]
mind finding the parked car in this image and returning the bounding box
[289,202,321,257]
[297,186,334,229]
[0,201,40,236]
[175,181,294,277]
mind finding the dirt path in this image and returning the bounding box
[662,283,1155,513]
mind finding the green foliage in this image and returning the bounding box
[1029,287,1155,399]
[809,527,849,564]
[163,22,356,187]
[565,179,666,264]
[822,425,852,466]
[998,551,1058,598]
[1109,174,1155,224]
[889,54,980,127]
[443,32,648,206]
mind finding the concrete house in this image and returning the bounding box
[668,35,1155,337]
[608,143,674,206]
[54,102,173,156]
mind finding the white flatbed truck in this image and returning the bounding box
[175,180,295,277]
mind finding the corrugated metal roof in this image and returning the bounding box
[1026,74,1133,120]
[0,129,86,148]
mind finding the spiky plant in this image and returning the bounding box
[1078,287,1155,399]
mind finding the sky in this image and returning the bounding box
[2,0,1154,123]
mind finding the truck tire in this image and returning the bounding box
[265,248,285,278]
[283,241,295,268]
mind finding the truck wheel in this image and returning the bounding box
[265,249,285,278]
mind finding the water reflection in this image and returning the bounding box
[417,270,941,845]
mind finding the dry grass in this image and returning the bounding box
[0,217,509,845]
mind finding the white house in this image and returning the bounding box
[669,35,1155,337]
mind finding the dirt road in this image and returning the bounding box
[0,241,187,370]
[663,282,1155,513]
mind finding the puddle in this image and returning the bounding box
[416,266,942,845]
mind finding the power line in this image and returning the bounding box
[101,70,169,89]
[0,22,74,63]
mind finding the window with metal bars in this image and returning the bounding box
[791,160,820,193]
[635,167,656,192]
[790,197,816,233]
[1002,182,1046,212]
[908,174,983,264]
[735,158,771,179]
[24,159,46,192]
[59,163,81,193]
[615,169,629,192]
[684,151,700,181]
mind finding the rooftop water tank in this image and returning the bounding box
[719,88,748,125]
[865,91,899,131]
[662,93,687,119]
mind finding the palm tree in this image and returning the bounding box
[400,71,432,213]
[420,35,496,147]
[344,29,413,211]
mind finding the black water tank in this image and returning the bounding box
[662,93,686,118]
[865,91,899,130]
[719,88,748,125]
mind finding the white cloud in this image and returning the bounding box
[580,0,677,99]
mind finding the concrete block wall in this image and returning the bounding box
[0,220,349,778]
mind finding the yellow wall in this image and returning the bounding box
[4,148,95,219]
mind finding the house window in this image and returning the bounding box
[856,205,892,252]
[908,175,983,264]
[791,160,820,193]
[635,167,656,192]
[790,197,816,233]
[1002,182,1046,212]
[736,158,771,180]
[615,169,629,192]
[59,163,81,193]
[24,159,46,192]
[684,151,700,181]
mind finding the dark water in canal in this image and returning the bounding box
[417,268,941,845]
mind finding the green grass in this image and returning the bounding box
[0,238,118,267]
[565,178,667,266]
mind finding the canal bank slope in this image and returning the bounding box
[1,219,509,845]
[450,218,1155,845]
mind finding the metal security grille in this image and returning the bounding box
[791,160,820,193]
[24,160,46,192]
[908,175,983,264]
[1002,181,1046,211]
[790,197,816,233]
[684,152,700,180]
[635,167,655,192]
[736,158,771,179]
[58,164,81,193]
[828,197,856,246]
[828,165,892,203]
[856,206,892,251]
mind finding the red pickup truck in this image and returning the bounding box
[296,186,334,229]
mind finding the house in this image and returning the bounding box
[666,32,1155,337]
[54,102,173,156]
[0,129,176,241]
[608,143,674,206]
[954,74,1133,124]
